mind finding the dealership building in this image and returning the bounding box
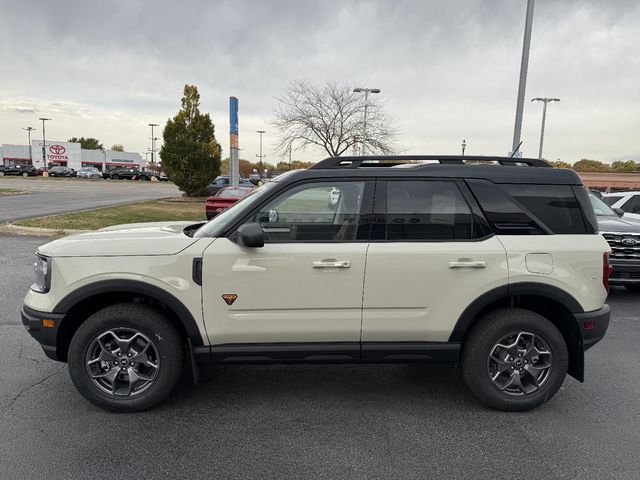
[0,140,145,172]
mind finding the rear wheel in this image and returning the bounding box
[461,308,568,411]
[68,303,184,412]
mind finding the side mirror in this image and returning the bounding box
[234,223,264,248]
[614,207,625,217]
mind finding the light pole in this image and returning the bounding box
[22,126,35,164]
[39,118,51,172]
[461,139,467,156]
[531,97,560,160]
[148,123,159,166]
[353,87,381,155]
[511,0,535,156]
[256,130,266,170]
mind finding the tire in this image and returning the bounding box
[111,174,119,180]
[461,307,568,412]
[624,285,640,293]
[68,303,184,412]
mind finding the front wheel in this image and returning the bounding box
[68,303,184,412]
[461,308,568,411]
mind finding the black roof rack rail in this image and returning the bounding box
[310,155,551,169]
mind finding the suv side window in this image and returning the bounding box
[622,195,640,214]
[384,180,475,241]
[501,184,586,234]
[250,181,369,242]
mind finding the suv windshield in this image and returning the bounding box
[589,193,617,217]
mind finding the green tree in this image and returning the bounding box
[611,160,639,172]
[68,137,103,150]
[160,84,222,196]
[573,159,610,172]
[111,144,124,152]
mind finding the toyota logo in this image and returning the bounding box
[49,144,66,155]
[622,237,638,246]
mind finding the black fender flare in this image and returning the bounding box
[449,282,584,342]
[53,279,204,346]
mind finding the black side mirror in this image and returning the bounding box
[233,223,264,248]
[614,208,625,217]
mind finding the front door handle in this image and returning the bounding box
[312,260,351,269]
[448,260,486,269]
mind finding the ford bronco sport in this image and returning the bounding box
[22,155,611,412]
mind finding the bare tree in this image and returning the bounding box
[272,80,399,157]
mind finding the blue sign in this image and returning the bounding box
[229,97,238,135]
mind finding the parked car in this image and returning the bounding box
[1,165,37,176]
[157,172,169,182]
[590,192,640,292]
[206,176,252,195]
[76,167,102,179]
[22,155,610,412]
[602,191,640,220]
[109,167,144,180]
[205,186,255,220]
[48,166,74,177]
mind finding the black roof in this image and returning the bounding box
[280,155,583,185]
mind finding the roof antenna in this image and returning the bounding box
[510,141,523,158]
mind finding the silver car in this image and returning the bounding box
[76,167,102,179]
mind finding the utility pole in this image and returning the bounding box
[288,144,292,171]
[256,130,266,170]
[38,117,51,172]
[353,87,381,155]
[22,126,35,164]
[461,139,467,156]
[148,123,159,167]
[531,97,560,160]
[511,0,535,157]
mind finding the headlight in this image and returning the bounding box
[32,255,51,293]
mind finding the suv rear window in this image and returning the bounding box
[384,180,475,240]
[501,184,587,234]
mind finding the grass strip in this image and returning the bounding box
[13,198,206,230]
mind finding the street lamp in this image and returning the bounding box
[511,0,536,156]
[256,130,266,170]
[22,126,35,165]
[39,118,51,172]
[461,139,467,156]
[148,123,159,165]
[531,97,560,160]
[353,87,381,156]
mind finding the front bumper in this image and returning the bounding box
[609,259,640,285]
[21,305,65,361]
[575,304,610,351]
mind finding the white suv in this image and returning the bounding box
[22,156,611,412]
[602,191,640,220]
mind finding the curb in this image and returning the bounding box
[0,224,90,237]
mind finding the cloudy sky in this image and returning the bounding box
[0,0,638,164]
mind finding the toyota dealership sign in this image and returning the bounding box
[31,140,81,169]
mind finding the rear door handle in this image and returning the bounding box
[448,260,486,269]
[312,260,351,269]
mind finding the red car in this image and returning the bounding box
[205,186,254,220]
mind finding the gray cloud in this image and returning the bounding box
[0,0,638,162]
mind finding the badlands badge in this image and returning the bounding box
[222,294,238,306]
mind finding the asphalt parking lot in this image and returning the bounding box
[0,177,180,223]
[1,234,639,480]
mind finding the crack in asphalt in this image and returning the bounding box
[2,364,66,413]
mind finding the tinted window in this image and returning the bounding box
[602,195,623,206]
[385,181,474,240]
[622,195,640,214]
[251,181,367,242]
[502,184,586,234]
